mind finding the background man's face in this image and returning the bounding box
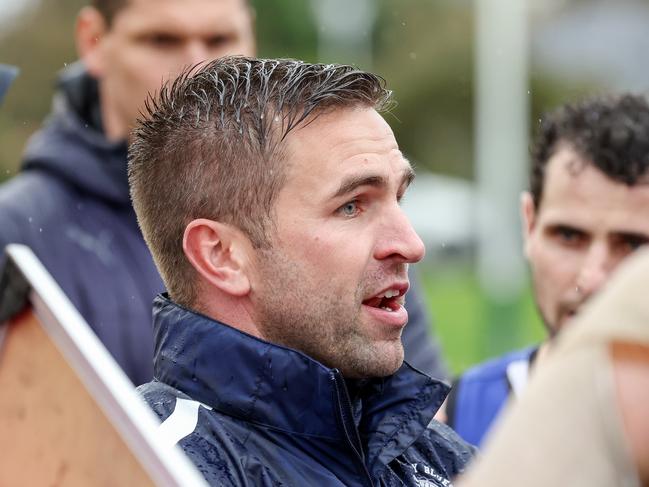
[249,107,425,378]
[523,145,649,335]
[89,0,254,140]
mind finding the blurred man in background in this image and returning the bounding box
[0,0,254,386]
[446,94,649,446]
[0,0,445,386]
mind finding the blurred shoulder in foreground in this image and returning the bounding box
[458,248,649,487]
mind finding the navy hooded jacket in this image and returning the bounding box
[0,65,163,385]
[138,295,475,486]
[0,64,446,386]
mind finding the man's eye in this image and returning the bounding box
[550,226,585,246]
[206,35,231,48]
[146,34,181,47]
[339,201,359,217]
[621,235,648,253]
[559,228,579,241]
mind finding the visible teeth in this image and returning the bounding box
[381,306,394,312]
[381,289,399,298]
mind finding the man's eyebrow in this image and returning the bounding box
[331,166,415,199]
[332,174,388,199]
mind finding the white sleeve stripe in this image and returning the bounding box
[158,398,211,448]
[506,358,530,398]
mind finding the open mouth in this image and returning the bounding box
[362,286,406,312]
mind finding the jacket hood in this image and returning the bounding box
[21,62,131,206]
[151,294,451,471]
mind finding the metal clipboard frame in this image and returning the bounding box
[0,243,208,487]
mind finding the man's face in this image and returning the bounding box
[523,144,649,335]
[248,107,425,379]
[87,0,254,140]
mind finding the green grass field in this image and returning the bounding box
[419,264,545,375]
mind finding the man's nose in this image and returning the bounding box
[576,243,611,297]
[375,206,426,264]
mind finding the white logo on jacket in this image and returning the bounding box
[410,462,453,487]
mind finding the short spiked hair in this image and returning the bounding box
[128,56,392,306]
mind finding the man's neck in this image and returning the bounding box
[97,82,129,142]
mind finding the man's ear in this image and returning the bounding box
[75,6,109,78]
[183,219,252,297]
[520,191,536,258]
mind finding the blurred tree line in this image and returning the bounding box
[0,0,590,184]
[0,0,85,179]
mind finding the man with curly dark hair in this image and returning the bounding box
[446,94,649,447]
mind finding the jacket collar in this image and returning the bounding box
[152,294,450,467]
[21,62,131,207]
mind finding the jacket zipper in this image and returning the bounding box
[332,371,375,487]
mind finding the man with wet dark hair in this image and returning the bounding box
[446,94,649,447]
[131,56,474,486]
[0,0,446,386]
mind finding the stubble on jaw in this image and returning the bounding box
[251,248,405,378]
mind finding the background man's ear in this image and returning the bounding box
[75,6,109,78]
[183,219,252,297]
[520,191,536,258]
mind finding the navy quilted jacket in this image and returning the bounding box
[138,295,475,486]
